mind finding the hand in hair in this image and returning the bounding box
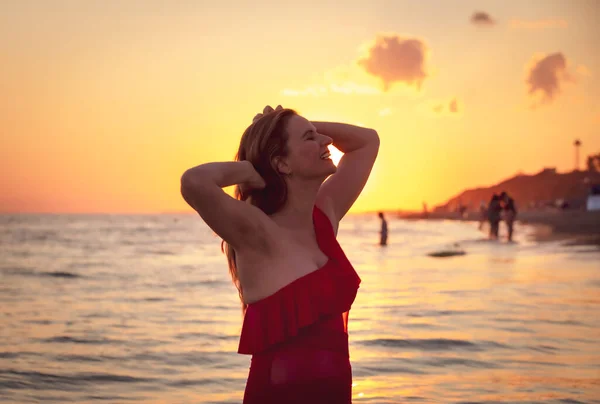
[238,161,266,197]
[252,104,283,123]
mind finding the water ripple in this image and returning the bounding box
[361,338,510,352]
[0,369,156,390]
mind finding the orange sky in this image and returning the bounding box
[1,0,599,213]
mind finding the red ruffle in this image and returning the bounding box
[238,206,361,355]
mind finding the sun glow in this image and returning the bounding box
[328,145,344,166]
[2,2,598,214]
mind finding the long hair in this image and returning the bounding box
[221,108,296,313]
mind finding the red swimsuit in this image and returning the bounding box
[238,206,361,403]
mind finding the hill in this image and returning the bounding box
[434,168,600,212]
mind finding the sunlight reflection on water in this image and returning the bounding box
[1,214,599,403]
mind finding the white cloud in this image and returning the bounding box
[379,107,392,117]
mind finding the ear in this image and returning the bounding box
[273,156,292,175]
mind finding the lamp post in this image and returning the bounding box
[574,139,581,171]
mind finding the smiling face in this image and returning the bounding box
[277,115,336,180]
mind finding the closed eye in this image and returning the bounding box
[303,130,316,140]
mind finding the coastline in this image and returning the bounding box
[519,210,600,247]
[399,210,600,247]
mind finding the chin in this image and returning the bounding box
[323,162,337,176]
[304,160,337,179]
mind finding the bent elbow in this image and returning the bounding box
[180,171,196,205]
[180,170,196,195]
[369,129,380,148]
[180,169,211,202]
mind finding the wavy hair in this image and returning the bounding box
[221,108,296,312]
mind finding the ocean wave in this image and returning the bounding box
[538,319,589,327]
[360,338,510,351]
[174,332,237,341]
[166,378,213,387]
[406,309,483,317]
[120,297,174,303]
[0,369,156,390]
[418,357,498,369]
[53,354,106,363]
[130,351,232,368]
[529,344,560,354]
[498,326,535,333]
[1,268,82,279]
[354,364,426,377]
[42,336,124,345]
[497,358,566,368]
[136,248,175,255]
[1,267,37,276]
[24,319,55,325]
[83,395,136,401]
[143,297,171,302]
[42,271,81,278]
[172,279,228,288]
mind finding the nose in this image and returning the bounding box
[320,134,333,146]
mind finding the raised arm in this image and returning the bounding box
[180,161,275,252]
[314,121,380,223]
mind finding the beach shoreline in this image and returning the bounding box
[399,210,600,247]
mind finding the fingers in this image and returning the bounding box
[254,105,283,123]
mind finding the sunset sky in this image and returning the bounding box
[2,0,599,214]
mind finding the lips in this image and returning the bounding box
[320,151,331,160]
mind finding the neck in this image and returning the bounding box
[271,176,323,229]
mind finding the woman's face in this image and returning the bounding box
[278,115,336,179]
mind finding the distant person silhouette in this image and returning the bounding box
[478,200,487,230]
[378,212,388,246]
[487,194,502,240]
[500,191,517,242]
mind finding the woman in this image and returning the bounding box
[180,105,379,403]
[487,194,502,240]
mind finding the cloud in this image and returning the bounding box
[330,82,381,95]
[281,82,380,97]
[525,52,572,103]
[281,63,383,97]
[281,34,432,98]
[449,98,459,113]
[379,107,392,117]
[471,11,495,26]
[358,34,429,91]
[510,18,568,30]
[425,98,461,116]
